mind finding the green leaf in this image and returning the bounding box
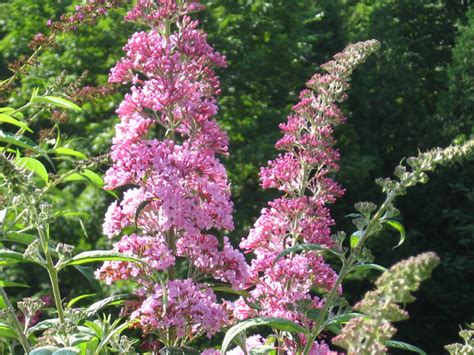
[0,107,24,119]
[0,130,54,167]
[59,250,144,270]
[350,231,363,249]
[29,346,60,355]
[67,293,97,309]
[80,169,104,188]
[0,249,30,263]
[83,320,102,337]
[350,263,387,273]
[250,345,277,355]
[86,294,129,317]
[385,340,427,355]
[54,210,89,219]
[273,243,340,265]
[54,147,87,160]
[95,320,131,354]
[27,319,59,335]
[63,169,104,188]
[211,285,251,297]
[0,113,32,133]
[222,317,309,353]
[306,309,320,321]
[1,232,37,245]
[31,96,81,112]
[69,327,96,346]
[16,157,49,183]
[325,312,363,327]
[0,280,29,288]
[0,130,39,152]
[385,220,406,248]
[0,324,17,339]
[52,348,80,355]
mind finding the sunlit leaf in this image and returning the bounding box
[59,250,144,270]
[16,157,49,183]
[86,294,130,317]
[0,107,24,119]
[273,243,340,265]
[350,263,387,273]
[31,96,81,112]
[0,130,54,167]
[67,293,97,309]
[63,169,104,188]
[0,113,32,133]
[385,220,406,248]
[0,280,29,288]
[0,323,17,339]
[385,340,426,355]
[0,249,30,263]
[27,319,60,335]
[350,231,363,249]
[54,147,87,160]
[222,317,309,353]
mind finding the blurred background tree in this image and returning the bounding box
[0,0,472,352]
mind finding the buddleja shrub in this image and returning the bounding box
[0,1,473,354]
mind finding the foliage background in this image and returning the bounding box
[0,0,473,352]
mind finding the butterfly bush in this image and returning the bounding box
[236,41,380,329]
[96,0,249,346]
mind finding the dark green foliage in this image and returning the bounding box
[202,0,345,236]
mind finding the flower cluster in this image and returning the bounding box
[97,0,248,347]
[237,41,381,329]
[46,0,126,33]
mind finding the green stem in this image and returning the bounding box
[36,224,66,325]
[45,256,65,324]
[0,287,31,353]
[302,191,397,354]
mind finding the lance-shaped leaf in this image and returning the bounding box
[0,130,54,167]
[0,280,29,288]
[0,249,30,263]
[67,293,97,309]
[385,340,426,355]
[63,169,104,188]
[0,323,18,339]
[58,250,145,270]
[16,157,49,183]
[222,317,309,353]
[0,107,24,119]
[27,319,60,335]
[273,243,341,265]
[86,294,130,317]
[385,220,406,248]
[350,263,387,273]
[0,114,32,133]
[53,147,87,160]
[31,96,81,112]
[211,285,251,297]
[1,232,38,245]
